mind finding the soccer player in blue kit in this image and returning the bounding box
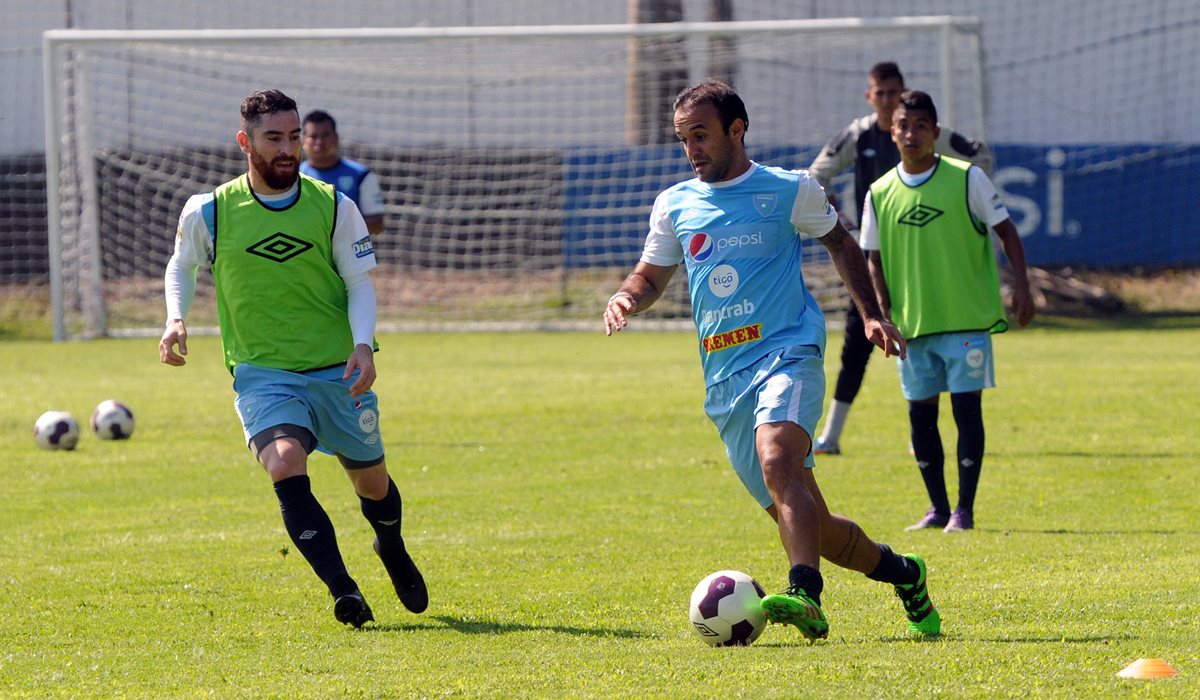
[604,80,940,641]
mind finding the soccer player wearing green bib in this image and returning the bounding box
[861,90,1035,534]
[159,90,427,627]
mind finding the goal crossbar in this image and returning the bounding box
[43,16,984,339]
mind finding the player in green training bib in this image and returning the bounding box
[159,89,427,627]
[861,90,1035,534]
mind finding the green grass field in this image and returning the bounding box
[2,323,1198,698]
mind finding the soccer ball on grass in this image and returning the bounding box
[34,410,81,451]
[91,399,135,440]
[689,570,767,646]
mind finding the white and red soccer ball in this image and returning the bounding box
[34,410,81,451]
[689,570,767,647]
[91,399,135,440]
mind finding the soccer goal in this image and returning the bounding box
[42,17,985,339]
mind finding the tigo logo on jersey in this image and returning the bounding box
[707,264,739,298]
[689,233,714,262]
[701,323,763,353]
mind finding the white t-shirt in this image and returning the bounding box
[859,158,1009,251]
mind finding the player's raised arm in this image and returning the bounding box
[603,261,676,336]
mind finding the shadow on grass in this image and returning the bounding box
[359,614,650,638]
[1035,311,1200,331]
[757,632,1134,646]
[986,528,1184,536]
[996,450,1182,460]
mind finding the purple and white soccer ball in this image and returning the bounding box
[34,410,81,451]
[689,570,767,647]
[91,399,135,440]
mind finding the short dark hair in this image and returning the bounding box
[673,79,749,141]
[303,109,337,133]
[869,61,905,87]
[240,89,297,132]
[897,90,938,125]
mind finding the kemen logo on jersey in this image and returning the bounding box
[701,323,763,353]
[752,194,778,217]
[897,204,945,227]
[245,232,313,263]
[689,233,714,262]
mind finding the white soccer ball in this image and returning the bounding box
[34,410,81,451]
[91,399,135,440]
[689,570,767,647]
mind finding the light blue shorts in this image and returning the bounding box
[898,332,995,401]
[703,345,824,509]
[232,363,384,466]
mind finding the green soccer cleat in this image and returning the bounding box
[760,586,829,642]
[894,553,941,636]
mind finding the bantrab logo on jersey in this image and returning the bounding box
[689,233,714,262]
[245,232,313,263]
[897,204,945,227]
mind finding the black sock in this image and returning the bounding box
[360,477,405,552]
[951,392,985,513]
[274,475,356,598]
[788,564,824,607]
[909,401,950,514]
[865,544,919,586]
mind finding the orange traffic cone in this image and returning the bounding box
[1117,658,1178,679]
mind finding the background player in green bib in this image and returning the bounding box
[159,89,426,627]
[605,80,942,642]
[808,61,992,457]
[861,90,1035,534]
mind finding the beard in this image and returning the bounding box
[249,146,298,190]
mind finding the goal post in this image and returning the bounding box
[42,17,985,339]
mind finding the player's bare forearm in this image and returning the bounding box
[867,250,892,319]
[821,223,884,323]
[993,219,1036,327]
[603,261,676,336]
[822,225,906,358]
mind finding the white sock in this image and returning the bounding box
[818,399,852,445]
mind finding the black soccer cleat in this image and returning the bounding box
[333,590,375,628]
[374,537,429,614]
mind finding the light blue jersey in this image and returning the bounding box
[300,157,373,210]
[644,163,838,386]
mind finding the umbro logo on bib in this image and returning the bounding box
[897,204,945,227]
[245,232,313,263]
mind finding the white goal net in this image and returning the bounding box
[42,17,984,339]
